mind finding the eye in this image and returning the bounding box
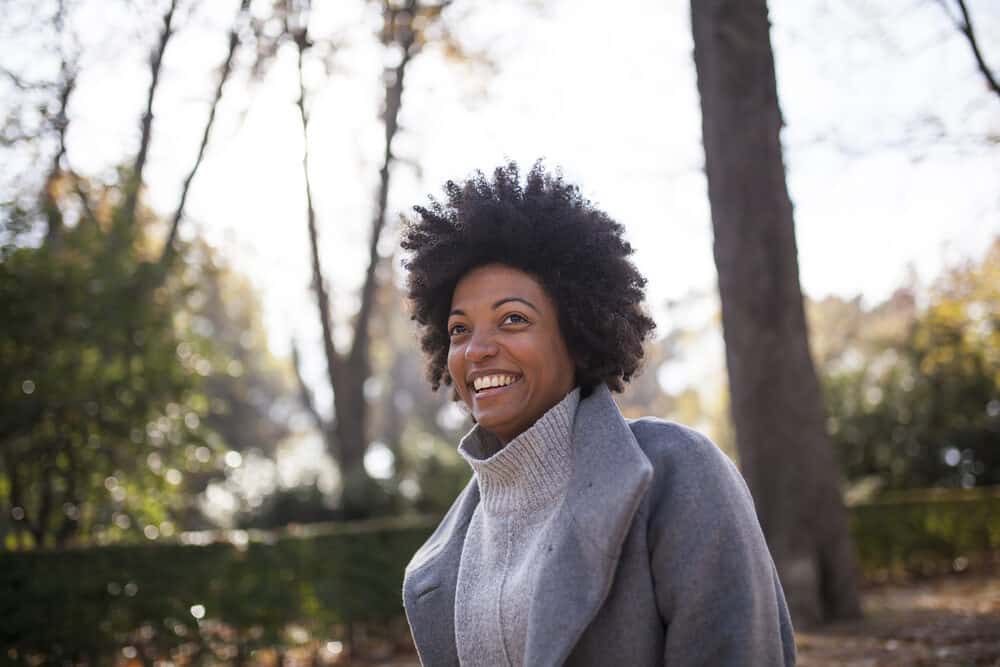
[502,313,529,326]
[448,322,468,337]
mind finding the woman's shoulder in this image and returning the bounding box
[627,417,733,470]
[625,416,753,511]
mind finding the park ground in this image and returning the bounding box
[254,568,1000,666]
[371,571,1000,667]
[797,570,1000,666]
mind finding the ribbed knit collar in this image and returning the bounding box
[458,388,580,516]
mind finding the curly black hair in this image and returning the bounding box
[400,161,656,394]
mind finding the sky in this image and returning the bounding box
[3,0,996,351]
[1,0,997,510]
[165,0,999,350]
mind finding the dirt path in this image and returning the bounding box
[797,573,1000,666]
[349,573,1000,667]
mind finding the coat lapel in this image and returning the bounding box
[402,478,479,667]
[403,385,652,667]
[524,384,653,666]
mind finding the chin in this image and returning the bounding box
[474,412,519,439]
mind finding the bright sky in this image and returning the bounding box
[189,0,1000,350]
[3,0,999,361]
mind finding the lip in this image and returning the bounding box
[466,369,520,382]
[470,375,523,400]
[466,370,523,397]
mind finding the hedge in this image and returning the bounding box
[850,486,1000,578]
[0,516,435,664]
[2,491,998,663]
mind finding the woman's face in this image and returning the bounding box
[447,263,576,444]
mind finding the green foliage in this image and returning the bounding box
[396,426,471,516]
[0,518,434,663]
[237,483,339,530]
[851,487,1000,579]
[0,150,301,543]
[0,182,220,549]
[0,219,203,545]
[188,242,295,464]
[821,241,1000,491]
[169,241,298,530]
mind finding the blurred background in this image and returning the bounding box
[1,0,997,665]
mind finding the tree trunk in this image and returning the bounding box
[42,66,73,248]
[336,3,416,519]
[292,22,383,519]
[3,451,25,550]
[42,0,74,248]
[334,367,384,518]
[690,0,861,627]
[350,1,415,365]
[291,2,418,519]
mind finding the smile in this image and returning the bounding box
[471,373,521,394]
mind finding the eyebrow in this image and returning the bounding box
[449,296,540,317]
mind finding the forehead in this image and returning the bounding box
[450,263,550,310]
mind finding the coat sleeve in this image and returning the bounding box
[639,422,797,666]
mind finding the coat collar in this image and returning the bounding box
[402,384,653,667]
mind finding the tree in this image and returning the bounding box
[0,0,262,548]
[690,0,861,626]
[0,177,211,549]
[287,0,470,518]
[171,241,300,530]
[823,240,1000,492]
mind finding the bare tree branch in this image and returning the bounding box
[43,0,76,246]
[937,0,1000,99]
[294,22,345,402]
[121,0,179,228]
[159,0,250,267]
[41,71,75,246]
[350,0,417,367]
[286,0,459,516]
[55,441,80,547]
[0,67,58,93]
[70,171,97,227]
[291,339,328,434]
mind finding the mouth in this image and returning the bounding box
[469,373,523,398]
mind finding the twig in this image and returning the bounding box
[291,339,328,433]
[160,0,250,266]
[937,0,1000,99]
[294,18,344,396]
[350,0,417,367]
[121,0,179,228]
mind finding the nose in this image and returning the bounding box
[465,329,498,362]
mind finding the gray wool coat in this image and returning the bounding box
[402,384,797,666]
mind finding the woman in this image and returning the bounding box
[399,163,796,666]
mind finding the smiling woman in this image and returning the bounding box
[446,264,576,444]
[399,162,796,666]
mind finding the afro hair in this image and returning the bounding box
[400,161,656,394]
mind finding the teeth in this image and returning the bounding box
[473,374,517,392]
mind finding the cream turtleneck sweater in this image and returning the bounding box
[454,388,580,667]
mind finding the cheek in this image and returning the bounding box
[446,347,467,397]
[544,336,576,385]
